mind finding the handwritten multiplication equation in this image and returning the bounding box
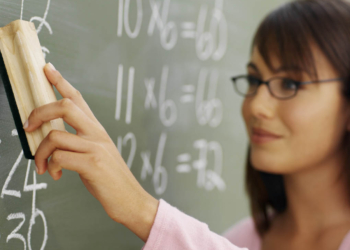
[118,132,226,196]
[117,0,227,61]
[116,65,223,128]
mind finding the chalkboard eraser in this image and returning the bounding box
[0,20,66,160]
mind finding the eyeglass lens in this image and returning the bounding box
[234,76,298,98]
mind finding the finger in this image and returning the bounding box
[47,150,95,180]
[24,97,98,135]
[47,149,63,181]
[47,161,63,181]
[34,130,96,174]
[47,150,84,180]
[44,63,100,124]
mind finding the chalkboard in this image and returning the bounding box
[0,0,286,249]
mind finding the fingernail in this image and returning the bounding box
[48,62,56,72]
[23,120,29,129]
[36,166,39,174]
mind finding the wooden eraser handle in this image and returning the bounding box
[0,20,65,156]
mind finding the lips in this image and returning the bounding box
[252,127,282,138]
[251,128,282,144]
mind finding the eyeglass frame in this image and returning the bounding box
[231,75,344,100]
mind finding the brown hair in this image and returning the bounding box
[246,0,350,236]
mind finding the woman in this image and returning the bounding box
[23,0,350,249]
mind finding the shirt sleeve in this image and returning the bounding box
[142,199,249,250]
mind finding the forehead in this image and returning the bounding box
[248,45,337,80]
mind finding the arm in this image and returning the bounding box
[24,63,159,242]
[24,64,247,249]
[119,191,160,242]
[142,199,249,250]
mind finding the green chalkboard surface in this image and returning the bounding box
[0,0,285,249]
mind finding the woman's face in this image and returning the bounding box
[242,45,350,174]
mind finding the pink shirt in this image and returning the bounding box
[142,199,350,250]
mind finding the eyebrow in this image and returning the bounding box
[246,62,311,76]
[247,62,260,74]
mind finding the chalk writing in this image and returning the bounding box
[115,65,135,124]
[117,132,137,169]
[195,0,227,61]
[118,0,143,38]
[148,0,178,50]
[140,133,168,195]
[176,140,226,191]
[196,68,223,127]
[144,66,177,127]
[6,213,26,249]
[116,0,228,61]
[2,151,48,250]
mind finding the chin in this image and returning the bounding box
[250,150,294,175]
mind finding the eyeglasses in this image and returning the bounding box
[231,75,344,100]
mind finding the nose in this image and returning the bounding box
[248,83,275,119]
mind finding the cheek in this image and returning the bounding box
[249,104,315,173]
[251,101,347,174]
[287,99,342,142]
[290,108,342,172]
[242,99,251,132]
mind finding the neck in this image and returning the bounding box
[281,148,350,235]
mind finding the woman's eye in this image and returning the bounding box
[282,79,297,90]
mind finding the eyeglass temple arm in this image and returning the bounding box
[298,77,344,85]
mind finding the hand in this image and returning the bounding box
[23,63,159,242]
